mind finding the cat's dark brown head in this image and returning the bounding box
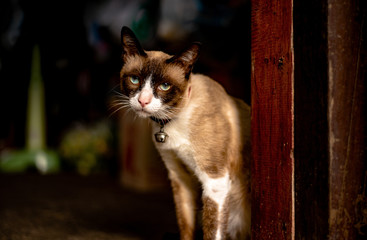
[119,26,200,120]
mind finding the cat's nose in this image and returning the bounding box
[138,99,149,107]
[138,94,152,108]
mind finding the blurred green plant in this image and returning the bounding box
[0,150,59,174]
[59,120,112,175]
[0,45,60,174]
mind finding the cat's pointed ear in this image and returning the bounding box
[167,42,201,79]
[121,26,147,60]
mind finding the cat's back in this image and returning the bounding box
[189,73,250,122]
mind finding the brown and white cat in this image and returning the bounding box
[118,26,251,240]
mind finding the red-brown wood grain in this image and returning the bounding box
[251,0,294,239]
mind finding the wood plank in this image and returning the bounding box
[328,0,367,239]
[251,0,294,239]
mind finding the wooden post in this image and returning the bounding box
[251,0,294,239]
[328,0,367,238]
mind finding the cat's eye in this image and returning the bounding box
[159,83,171,91]
[129,76,139,85]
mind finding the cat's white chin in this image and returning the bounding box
[134,109,153,118]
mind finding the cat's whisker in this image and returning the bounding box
[110,98,129,105]
[109,105,129,118]
[108,93,132,117]
[113,94,129,100]
[108,102,130,112]
[109,97,129,102]
[108,84,120,91]
[108,100,130,108]
[109,105,131,114]
[110,90,130,100]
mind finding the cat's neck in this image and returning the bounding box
[150,116,172,126]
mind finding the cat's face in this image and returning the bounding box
[119,27,200,120]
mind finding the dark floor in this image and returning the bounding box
[0,174,179,240]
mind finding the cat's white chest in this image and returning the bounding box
[158,123,190,148]
[153,119,197,172]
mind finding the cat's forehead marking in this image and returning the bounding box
[146,51,186,82]
[140,75,153,93]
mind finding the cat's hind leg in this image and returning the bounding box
[201,172,251,240]
[201,172,231,240]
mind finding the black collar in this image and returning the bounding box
[150,116,172,126]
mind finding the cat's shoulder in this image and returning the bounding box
[191,73,219,85]
[190,73,227,96]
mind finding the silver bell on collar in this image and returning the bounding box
[155,128,168,143]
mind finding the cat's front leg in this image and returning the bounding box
[169,175,197,240]
[201,172,231,240]
[162,153,199,240]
